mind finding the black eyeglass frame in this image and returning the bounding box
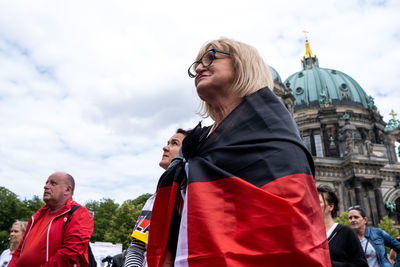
[188,48,230,78]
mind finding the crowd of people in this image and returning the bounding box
[2,37,400,267]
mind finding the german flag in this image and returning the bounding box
[147,87,331,267]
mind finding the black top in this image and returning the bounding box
[328,224,368,267]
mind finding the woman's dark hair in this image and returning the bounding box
[176,128,192,136]
[317,185,339,218]
[348,205,367,218]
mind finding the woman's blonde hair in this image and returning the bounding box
[12,220,27,234]
[194,38,273,120]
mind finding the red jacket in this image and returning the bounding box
[9,198,94,267]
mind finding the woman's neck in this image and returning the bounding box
[324,216,335,232]
[211,96,243,127]
[10,242,18,253]
[355,227,366,240]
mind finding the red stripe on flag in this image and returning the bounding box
[184,173,330,267]
[147,182,180,267]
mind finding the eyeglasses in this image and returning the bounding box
[348,205,361,211]
[188,49,230,78]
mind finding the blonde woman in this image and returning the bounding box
[0,221,27,267]
[147,38,330,267]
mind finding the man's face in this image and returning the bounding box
[43,173,69,205]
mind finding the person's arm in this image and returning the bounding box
[382,229,400,253]
[124,239,146,267]
[42,207,94,267]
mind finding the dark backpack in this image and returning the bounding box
[65,205,97,267]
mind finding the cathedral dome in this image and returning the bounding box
[269,66,282,84]
[284,40,373,112]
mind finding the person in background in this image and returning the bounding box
[9,172,94,267]
[124,128,189,267]
[317,185,367,266]
[0,221,27,267]
[348,205,400,267]
[147,38,330,266]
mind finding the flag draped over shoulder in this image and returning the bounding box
[147,87,331,267]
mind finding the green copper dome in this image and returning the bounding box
[284,40,374,112]
[269,66,282,84]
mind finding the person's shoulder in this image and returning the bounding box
[69,200,93,218]
[337,224,353,231]
[335,224,352,235]
[370,227,385,234]
[31,205,49,219]
[0,248,10,257]
[337,224,360,239]
[368,227,389,238]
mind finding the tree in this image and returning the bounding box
[19,196,45,220]
[131,193,152,206]
[0,187,23,251]
[335,211,350,226]
[0,187,44,251]
[104,194,151,249]
[378,216,399,238]
[378,216,399,254]
[85,198,119,242]
[0,187,22,230]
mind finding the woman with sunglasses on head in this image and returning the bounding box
[123,128,189,267]
[146,38,330,266]
[348,206,400,267]
[318,185,367,266]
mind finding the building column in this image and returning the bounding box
[354,177,364,207]
[371,178,387,220]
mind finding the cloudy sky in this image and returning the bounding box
[1,0,399,205]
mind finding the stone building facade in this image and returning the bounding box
[270,38,400,225]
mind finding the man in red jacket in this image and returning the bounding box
[9,172,94,267]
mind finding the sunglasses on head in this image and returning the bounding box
[348,205,361,211]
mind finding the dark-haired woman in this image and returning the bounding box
[124,129,189,267]
[318,185,367,266]
[348,206,400,267]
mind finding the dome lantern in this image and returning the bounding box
[301,30,319,70]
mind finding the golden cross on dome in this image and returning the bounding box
[389,109,398,120]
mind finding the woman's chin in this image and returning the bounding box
[159,161,168,170]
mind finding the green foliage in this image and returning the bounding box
[378,216,399,238]
[130,193,152,206]
[0,187,22,232]
[0,230,9,252]
[85,198,119,242]
[335,211,350,226]
[378,216,399,254]
[0,187,45,251]
[19,196,45,221]
[104,200,143,249]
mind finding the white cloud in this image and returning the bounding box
[0,0,399,205]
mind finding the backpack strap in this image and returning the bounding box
[64,205,81,228]
[62,205,97,266]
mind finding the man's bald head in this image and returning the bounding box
[43,172,75,212]
[65,173,75,195]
